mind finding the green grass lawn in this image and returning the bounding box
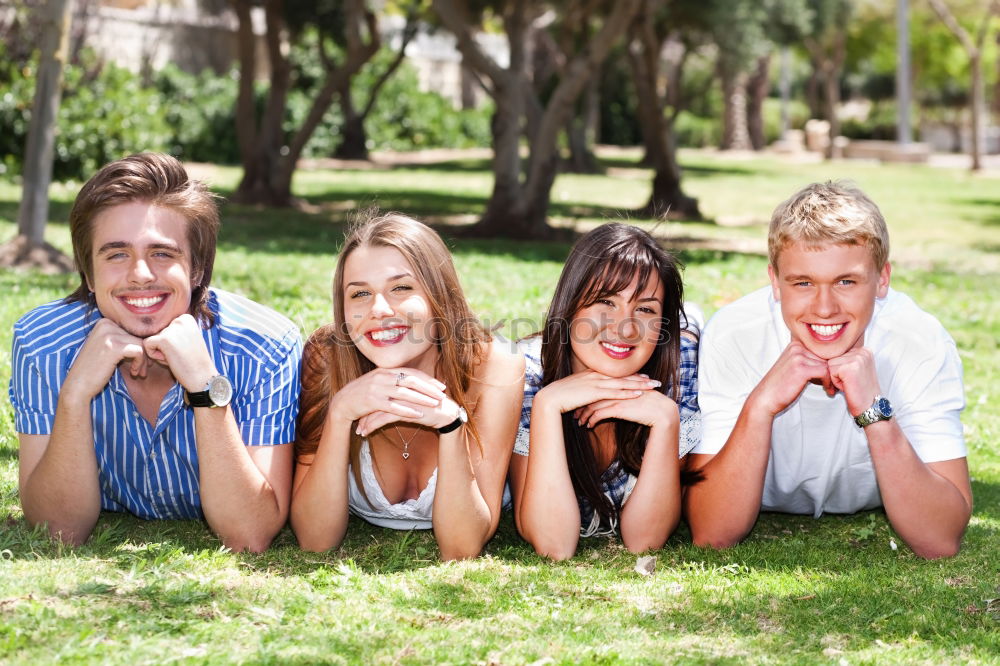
[0,150,997,664]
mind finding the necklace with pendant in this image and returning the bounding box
[393,426,419,460]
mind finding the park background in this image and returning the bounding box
[0,0,998,663]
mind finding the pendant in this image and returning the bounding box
[402,451,410,460]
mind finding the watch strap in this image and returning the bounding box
[437,407,468,434]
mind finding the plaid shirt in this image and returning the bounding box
[514,333,701,535]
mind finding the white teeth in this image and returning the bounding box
[601,342,631,354]
[124,296,163,308]
[810,323,844,337]
[370,327,407,341]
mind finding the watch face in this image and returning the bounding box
[877,397,892,418]
[208,376,233,407]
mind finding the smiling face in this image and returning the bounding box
[569,273,665,377]
[769,241,890,360]
[88,201,194,338]
[341,244,437,372]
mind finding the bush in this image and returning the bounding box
[0,55,171,181]
[840,100,901,141]
[674,111,720,148]
[155,64,241,164]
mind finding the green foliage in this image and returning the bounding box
[153,64,241,164]
[674,110,721,148]
[0,54,171,181]
[362,64,493,151]
[286,39,493,156]
[841,100,902,140]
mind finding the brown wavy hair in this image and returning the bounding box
[65,152,220,325]
[295,212,490,501]
[539,223,685,525]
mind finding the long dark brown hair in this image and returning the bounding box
[295,212,490,500]
[540,223,685,524]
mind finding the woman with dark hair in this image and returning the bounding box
[290,212,524,560]
[509,223,700,560]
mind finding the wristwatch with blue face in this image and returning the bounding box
[854,395,893,428]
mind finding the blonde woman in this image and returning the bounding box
[290,213,523,560]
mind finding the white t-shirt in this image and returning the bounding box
[694,286,966,517]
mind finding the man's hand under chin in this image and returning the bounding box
[142,313,218,392]
[752,340,837,417]
[827,347,881,416]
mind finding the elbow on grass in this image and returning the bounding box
[221,533,276,554]
[689,526,746,550]
[531,539,577,562]
[909,538,962,560]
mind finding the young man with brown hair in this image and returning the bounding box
[685,181,972,558]
[10,153,301,551]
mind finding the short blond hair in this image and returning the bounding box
[768,181,889,271]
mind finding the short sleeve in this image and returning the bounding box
[891,337,966,462]
[514,337,543,456]
[692,318,761,456]
[233,328,303,447]
[9,327,58,435]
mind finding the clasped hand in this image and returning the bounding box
[66,315,216,400]
[329,367,461,437]
[536,371,677,430]
[756,341,880,416]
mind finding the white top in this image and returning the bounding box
[347,440,436,530]
[695,286,966,517]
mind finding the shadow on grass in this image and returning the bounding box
[0,200,74,229]
[954,197,1000,228]
[596,157,767,178]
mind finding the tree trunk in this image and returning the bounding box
[563,73,601,174]
[437,0,640,239]
[823,63,840,159]
[334,82,369,160]
[746,53,771,151]
[970,51,983,170]
[805,67,822,119]
[460,61,477,110]
[232,0,295,206]
[720,66,751,150]
[643,119,700,220]
[232,0,378,206]
[2,0,74,272]
[626,14,700,220]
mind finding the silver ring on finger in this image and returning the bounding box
[395,372,406,387]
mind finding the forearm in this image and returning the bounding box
[685,397,774,548]
[620,426,681,553]
[432,429,494,560]
[518,408,582,560]
[194,409,287,552]
[289,420,352,552]
[867,422,972,558]
[20,401,102,544]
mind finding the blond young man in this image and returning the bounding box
[684,181,972,558]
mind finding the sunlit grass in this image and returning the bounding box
[0,151,997,664]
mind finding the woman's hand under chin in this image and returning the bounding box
[574,390,679,429]
[534,371,662,416]
[327,366,447,433]
[356,391,465,437]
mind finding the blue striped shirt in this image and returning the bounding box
[9,289,302,520]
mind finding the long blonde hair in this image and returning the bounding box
[295,212,489,496]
